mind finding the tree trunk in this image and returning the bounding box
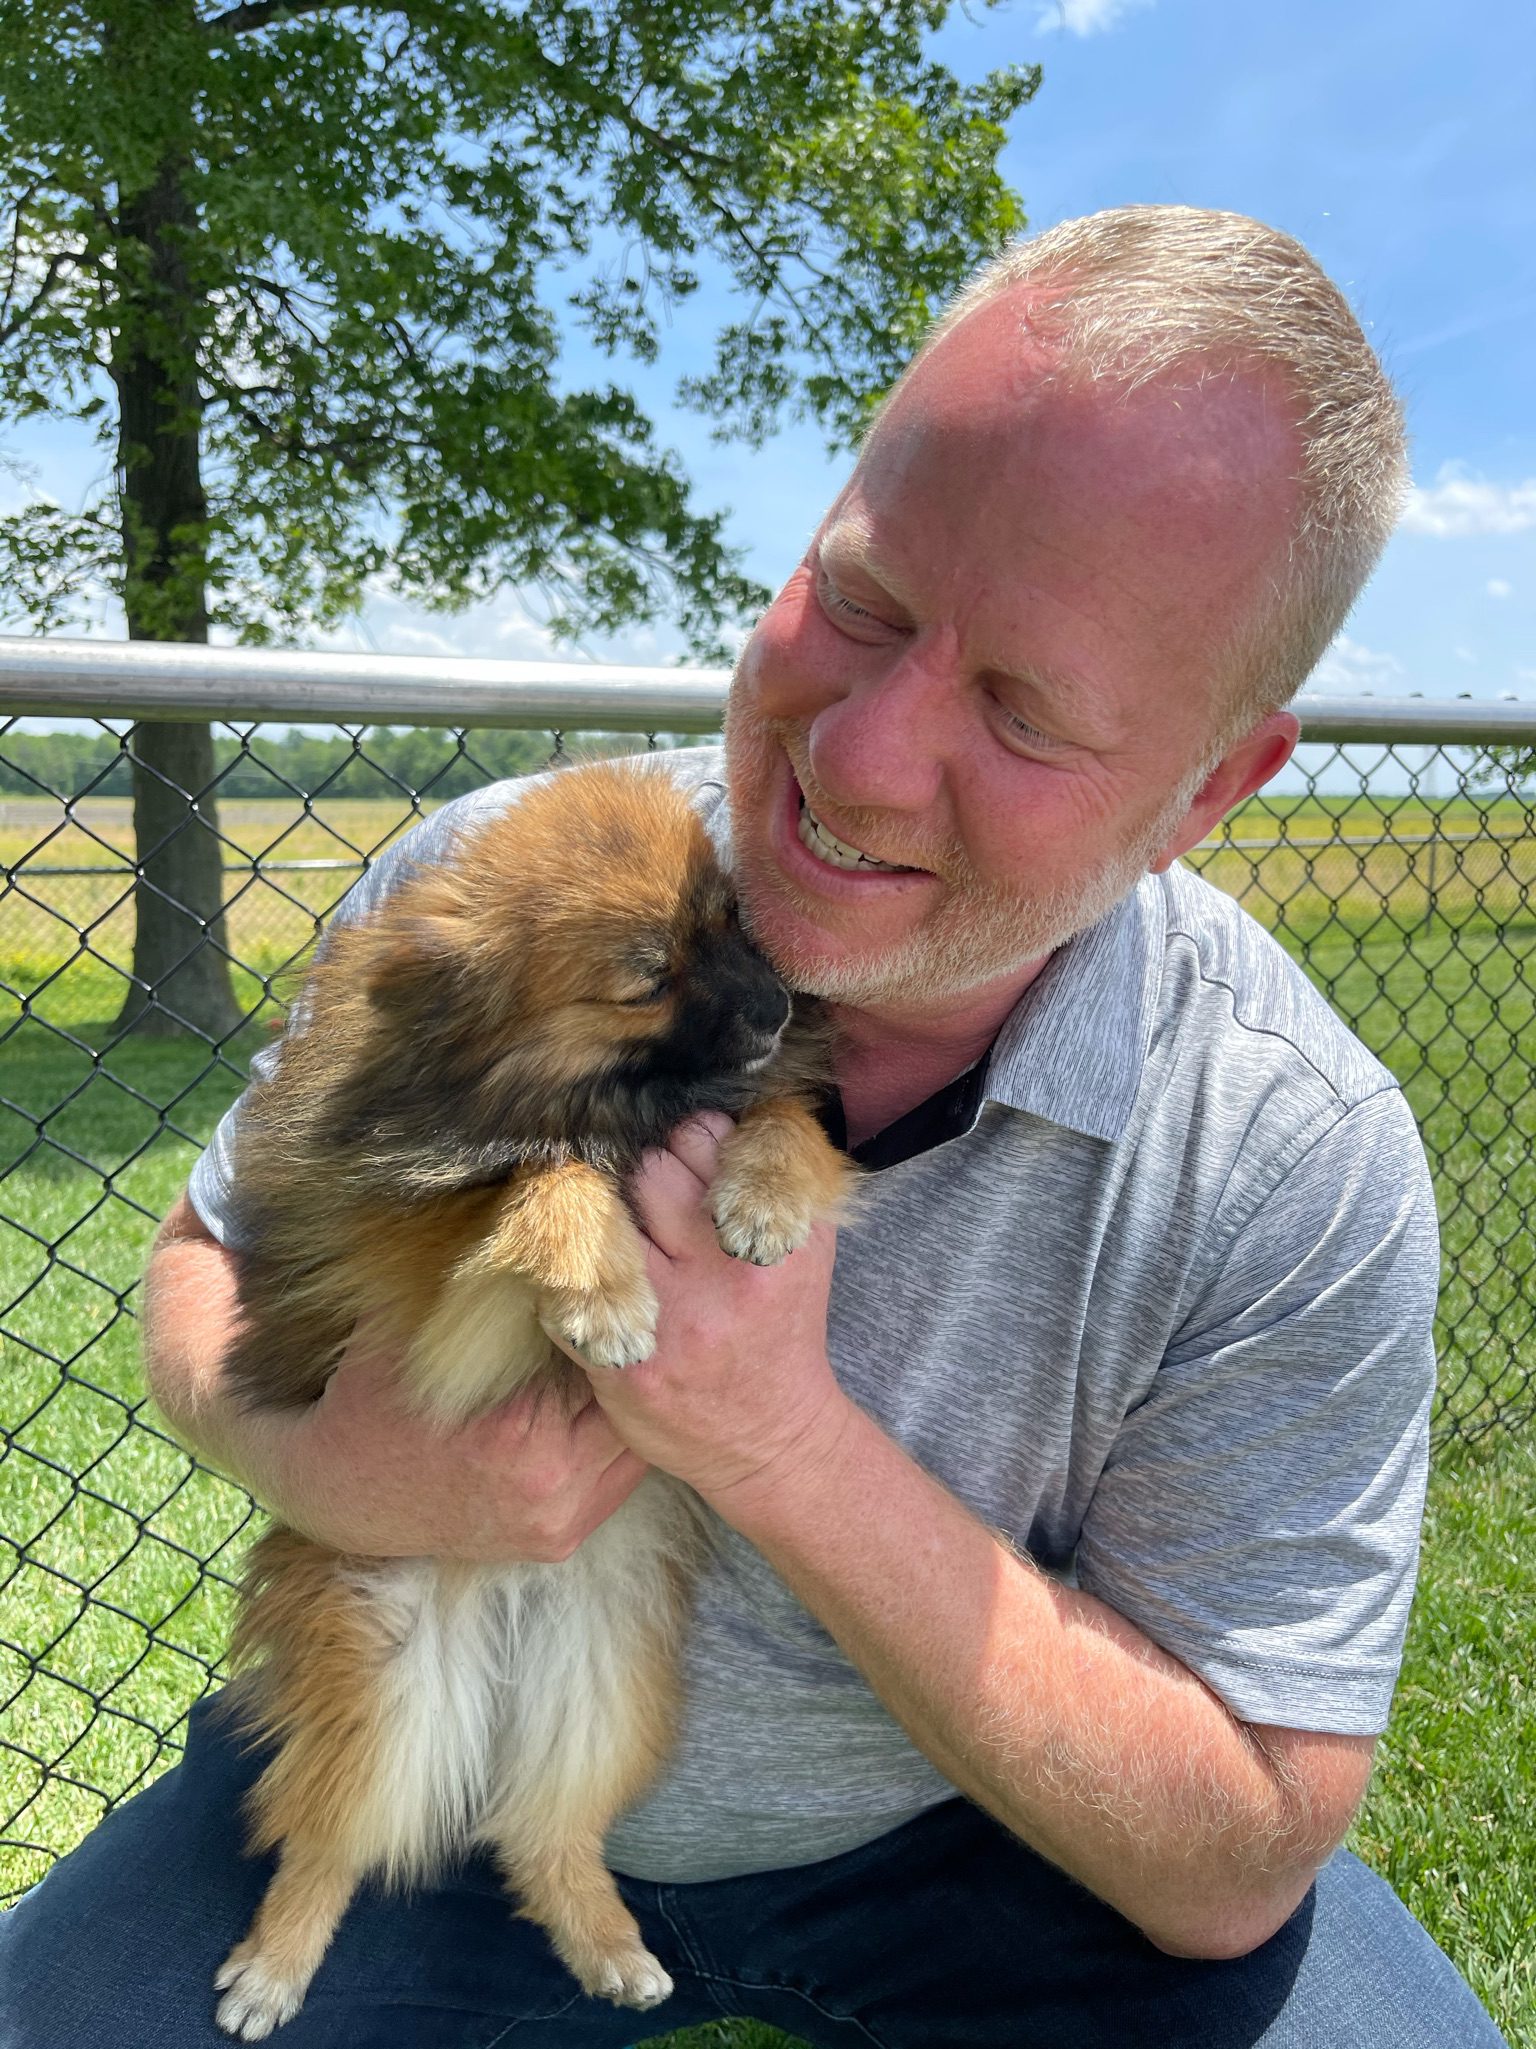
[108,152,243,1044]
[117,720,242,1041]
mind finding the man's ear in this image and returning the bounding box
[1148,711,1300,874]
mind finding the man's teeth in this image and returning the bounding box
[797,798,905,873]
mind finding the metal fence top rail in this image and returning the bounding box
[2,633,1536,744]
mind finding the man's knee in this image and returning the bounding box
[1255,1850,1509,2048]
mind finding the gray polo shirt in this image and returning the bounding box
[188,749,1439,1883]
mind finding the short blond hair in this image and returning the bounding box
[914,206,1408,743]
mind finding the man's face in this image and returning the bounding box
[725,293,1301,1009]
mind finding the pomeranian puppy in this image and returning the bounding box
[208,759,854,2039]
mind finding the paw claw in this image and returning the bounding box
[546,1288,658,1369]
[711,1191,813,1268]
[584,1948,674,2010]
[214,1951,307,2039]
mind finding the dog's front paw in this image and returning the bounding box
[214,1946,308,2040]
[583,1943,675,2010]
[543,1282,659,1369]
[711,1176,815,1268]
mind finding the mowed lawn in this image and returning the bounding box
[3,785,1534,2044]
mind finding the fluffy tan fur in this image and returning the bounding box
[207,762,856,2039]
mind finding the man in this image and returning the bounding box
[0,207,1508,2045]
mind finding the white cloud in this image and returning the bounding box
[1309,632,1407,695]
[312,577,700,670]
[1401,464,1536,537]
[1486,578,1513,598]
[312,588,557,664]
[1034,0,1153,34]
[1454,646,1478,665]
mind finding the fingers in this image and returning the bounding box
[665,1111,733,1182]
[628,1112,734,1260]
[576,1441,652,1534]
[312,1322,416,1428]
[294,1317,649,1562]
[498,1392,650,1556]
[564,1389,635,1462]
[506,1386,644,1494]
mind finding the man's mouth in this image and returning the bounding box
[795,792,915,874]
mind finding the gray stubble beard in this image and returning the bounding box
[722,700,1194,1009]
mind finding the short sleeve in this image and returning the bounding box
[185,781,523,1251]
[1074,1086,1440,1735]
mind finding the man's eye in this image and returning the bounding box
[817,572,882,628]
[994,700,1068,753]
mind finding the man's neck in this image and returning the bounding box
[830,956,1051,1149]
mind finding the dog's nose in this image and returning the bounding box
[742,978,792,1042]
[713,929,793,1040]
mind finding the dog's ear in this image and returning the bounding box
[358,911,465,1024]
[315,912,532,1198]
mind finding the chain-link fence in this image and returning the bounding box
[3,649,1535,1905]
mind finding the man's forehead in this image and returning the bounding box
[843,338,1084,545]
[867,287,1301,506]
[876,289,1061,441]
[835,341,1302,631]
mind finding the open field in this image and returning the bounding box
[3,780,1535,2042]
[2,796,428,1030]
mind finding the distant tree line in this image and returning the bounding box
[0,725,698,806]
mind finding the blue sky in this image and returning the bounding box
[970,0,1536,707]
[4,0,1533,706]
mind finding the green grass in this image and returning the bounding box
[1351,1431,1535,2038]
[3,868,1534,2040]
[1,1025,261,1880]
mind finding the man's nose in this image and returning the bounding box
[807,638,955,815]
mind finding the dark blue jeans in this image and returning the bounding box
[0,1697,1507,2047]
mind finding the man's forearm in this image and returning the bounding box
[140,1196,308,1499]
[710,1398,1362,1959]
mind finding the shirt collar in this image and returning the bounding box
[980,872,1167,1142]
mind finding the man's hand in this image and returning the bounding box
[142,1194,650,1565]
[286,1326,651,1562]
[557,1113,857,1518]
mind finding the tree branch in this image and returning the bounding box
[511,42,858,366]
[0,248,90,350]
[1,183,43,331]
[201,0,389,36]
[220,390,416,476]
[230,271,331,349]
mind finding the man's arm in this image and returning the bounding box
[143,1191,651,1564]
[571,1118,1379,1961]
[717,1401,1373,1959]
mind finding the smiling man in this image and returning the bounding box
[719,280,1305,1133]
[0,208,1509,2047]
